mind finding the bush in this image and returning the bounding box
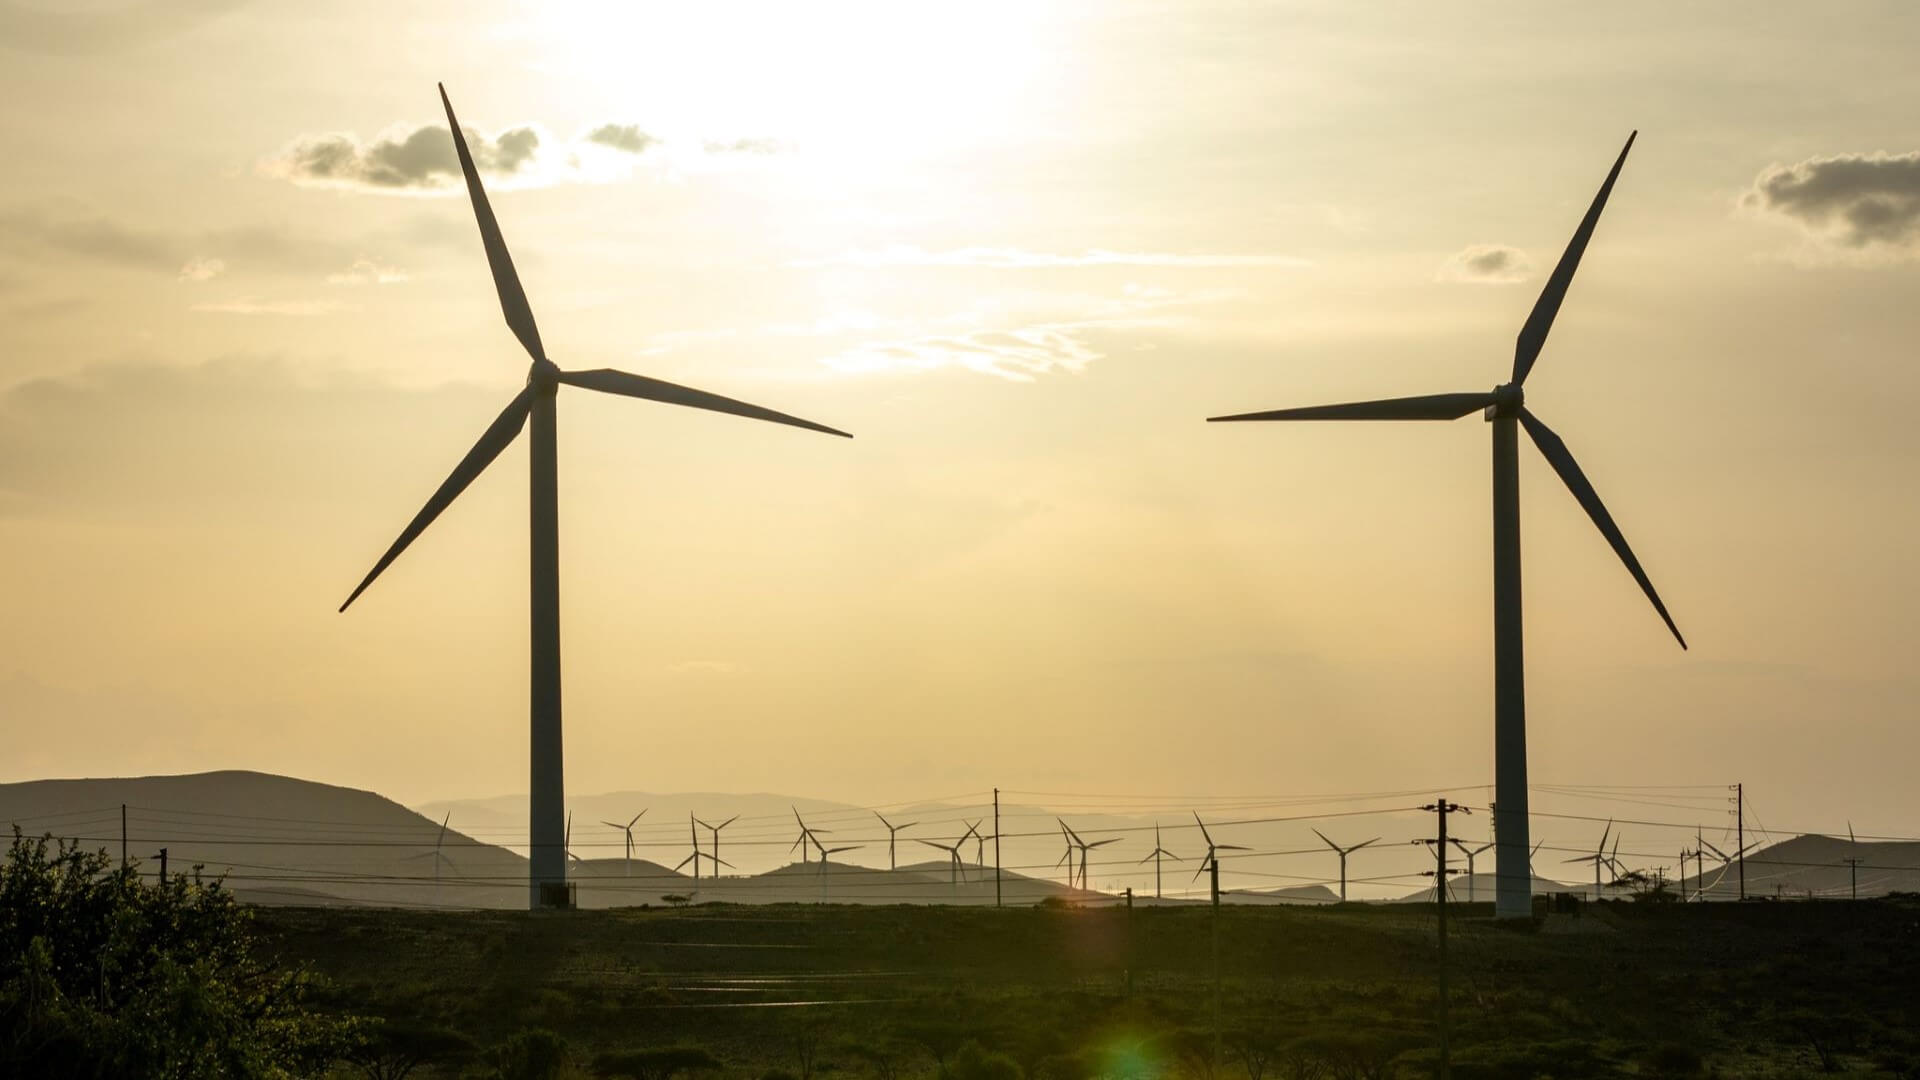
[494,1027,573,1080]
[0,829,352,1078]
[595,1046,722,1080]
[949,1041,1022,1080]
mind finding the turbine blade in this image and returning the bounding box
[1520,408,1686,649]
[438,84,544,363]
[1313,828,1339,852]
[1218,844,1252,851]
[340,387,534,611]
[1513,131,1636,385]
[1208,392,1495,424]
[1354,837,1381,852]
[556,368,851,438]
[674,854,695,871]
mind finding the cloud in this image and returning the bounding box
[1436,243,1533,284]
[190,297,342,316]
[822,325,1102,381]
[795,245,1310,269]
[325,258,408,286]
[178,257,226,282]
[586,124,658,155]
[264,124,545,191]
[0,206,358,278]
[1743,151,1920,252]
[703,137,788,155]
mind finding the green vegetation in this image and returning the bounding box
[242,896,1920,1079]
[0,829,349,1078]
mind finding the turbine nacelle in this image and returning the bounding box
[527,358,561,390]
[1483,382,1525,421]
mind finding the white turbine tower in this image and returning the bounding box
[1140,824,1182,900]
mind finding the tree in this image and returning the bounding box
[843,1038,912,1080]
[948,1041,1021,1080]
[0,830,352,1078]
[348,1019,476,1080]
[595,1046,722,1080]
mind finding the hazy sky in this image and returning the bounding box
[3,1,1918,843]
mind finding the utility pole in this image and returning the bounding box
[1843,855,1862,901]
[157,848,168,885]
[994,788,1003,909]
[1420,798,1467,1080]
[1124,887,1134,998]
[1210,858,1222,1075]
[120,804,127,870]
[1735,783,1746,901]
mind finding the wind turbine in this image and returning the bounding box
[674,813,729,883]
[961,820,996,867]
[336,84,851,910]
[790,808,829,865]
[1207,133,1685,921]
[917,838,967,887]
[1140,823,1182,900]
[1054,824,1077,889]
[699,815,739,874]
[1312,828,1379,903]
[1191,813,1248,888]
[564,812,582,867]
[602,810,646,876]
[404,812,457,906]
[1070,830,1119,893]
[1562,820,1616,899]
[874,812,918,871]
[817,842,863,898]
[1449,837,1495,903]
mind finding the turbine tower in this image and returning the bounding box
[1843,823,1864,901]
[1207,133,1685,920]
[1312,828,1379,903]
[602,810,647,877]
[874,812,918,871]
[337,85,851,910]
[1140,823,1182,900]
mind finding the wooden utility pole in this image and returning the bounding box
[120,804,127,869]
[157,848,168,885]
[1735,783,1746,901]
[1124,886,1134,997]
[1421,797,1467,1080]
[994,789,1002,909]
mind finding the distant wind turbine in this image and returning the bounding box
[790,808,829,865]
[1208,132,1685,921]
[961,820,995,867]
[1192,813,1248,887]
[699,815,739,874]
[602,810,646,877]
[1054,824,1076,889]
[1563,820,1617,899]
[564,812,581,866]
[1140,823,1182,900]
[404,812,457,906]
[675,813,729,882]
[917,838,967,888]
[1449,837,1495,903]
[336,84,851,910]
[1312,828,1379,903]
[874,812,919,871]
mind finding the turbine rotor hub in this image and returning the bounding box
[1485,382,1525,420]
[527,358,561,390]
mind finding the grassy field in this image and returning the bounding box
[259,896,1920,1079]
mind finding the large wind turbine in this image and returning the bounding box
[1563,820,1618,900]
[874,812,918,871]
[337,85,851,910]
[1312,828,1378,903]
[602,810,646,877]
[1208,133,1686,920]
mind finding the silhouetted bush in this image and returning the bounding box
[0,829,352,1078]
[493,1027,573,1080]
[948,1040,1022,1080]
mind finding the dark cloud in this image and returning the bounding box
[1744,151,1920,249]
[586,124,658,155]
[1436,243,1532,284]
[270,125,544,191]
